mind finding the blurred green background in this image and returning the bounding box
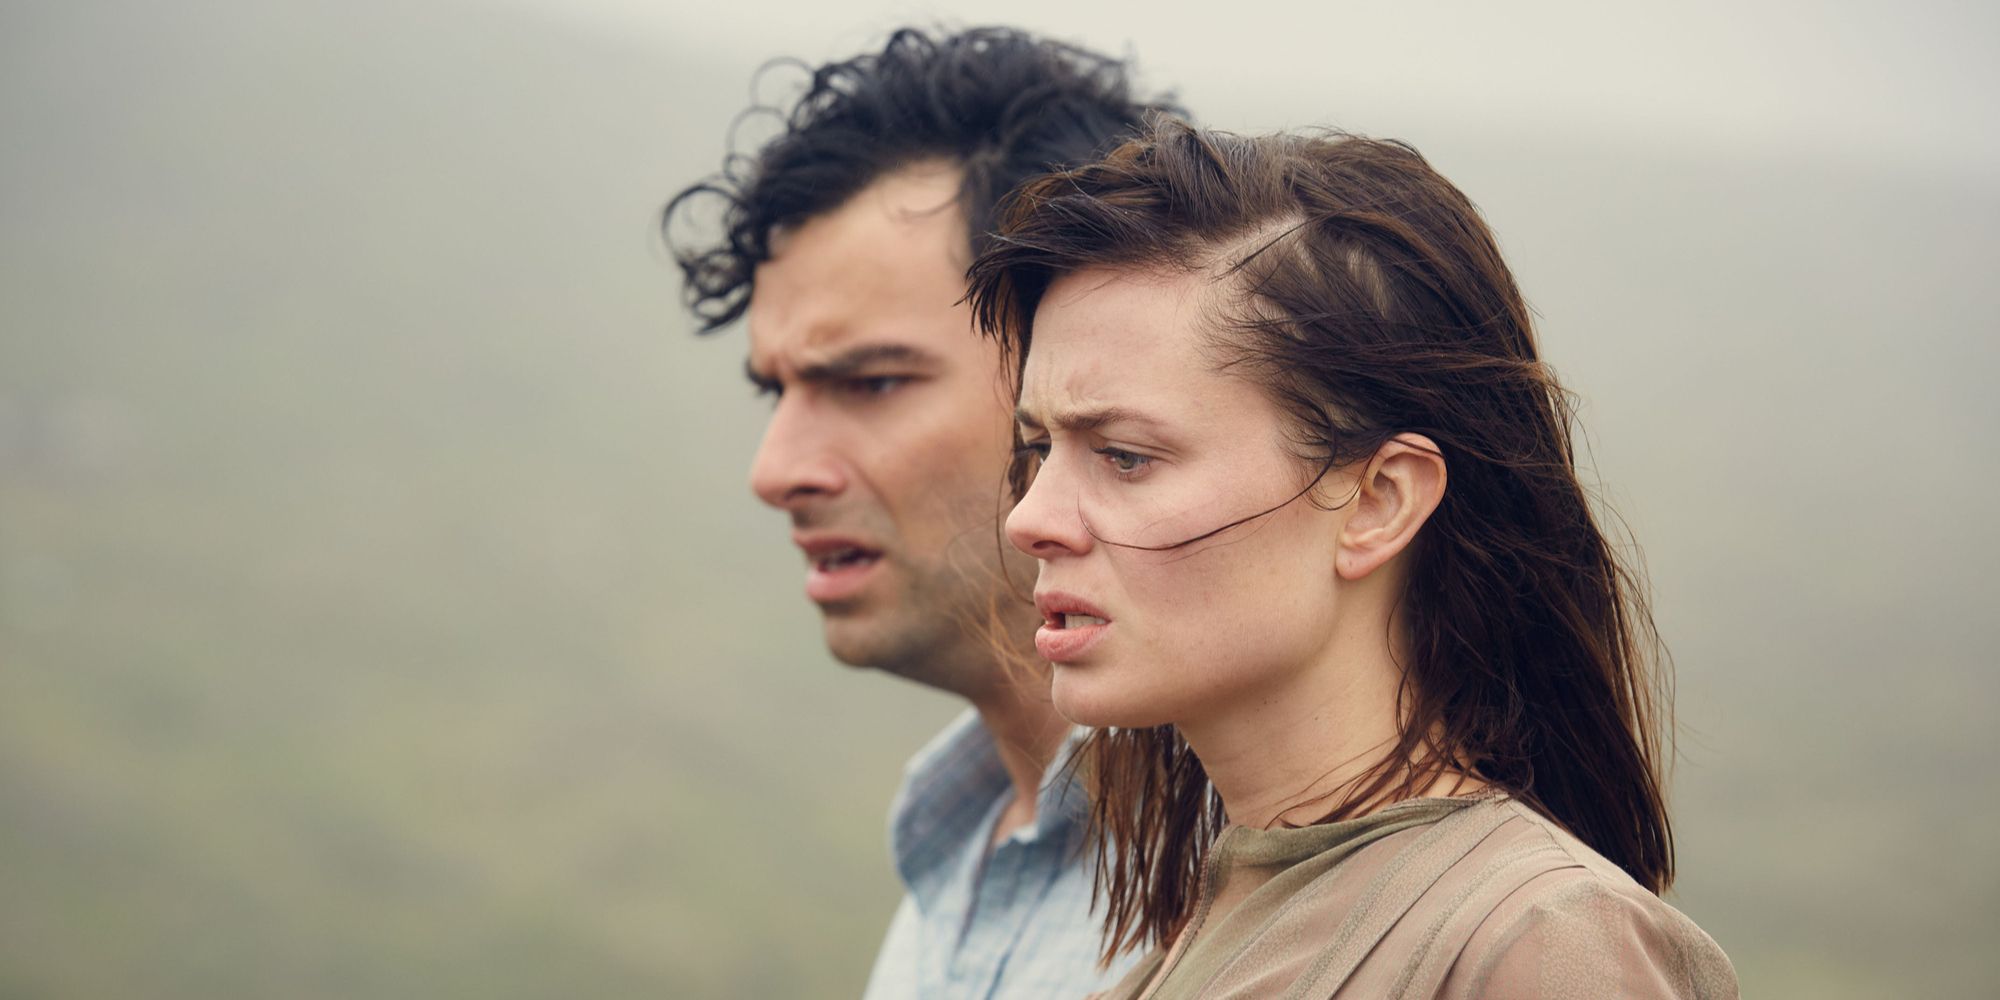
[3,0,1995,996]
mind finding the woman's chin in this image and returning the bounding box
[1050,672,1173,730]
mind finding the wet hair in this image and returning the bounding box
[663,26,1183,332]
[969,121,1674,960]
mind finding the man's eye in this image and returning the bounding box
[1016,440,1051,460]
[845,376,910,396]
[752,381,783,401]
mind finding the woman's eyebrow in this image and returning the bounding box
[1014,404,1163,433]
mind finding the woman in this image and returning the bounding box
[966,122,1738,998]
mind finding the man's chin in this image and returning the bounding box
[818,610,966,688]
[818,607,894,668]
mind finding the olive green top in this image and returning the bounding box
[1095,794,1737,1000]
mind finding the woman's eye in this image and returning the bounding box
[1094,446,1151,475]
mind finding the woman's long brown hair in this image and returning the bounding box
[967,121,1674,962]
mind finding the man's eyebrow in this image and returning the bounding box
[1014,404,1162,433]
[745,343,941,389]
[794,343,939,382]
[792,340,932,378]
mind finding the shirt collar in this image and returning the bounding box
[887,708,1093,898]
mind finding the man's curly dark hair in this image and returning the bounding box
[663,26,1184,333]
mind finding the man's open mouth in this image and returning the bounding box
[814,546,881,572]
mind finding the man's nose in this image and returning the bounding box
[749,396,846,510]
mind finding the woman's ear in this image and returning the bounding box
[1335,433,1447,581]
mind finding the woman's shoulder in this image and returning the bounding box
[1418,797,1739,999]
[1160,796,1735,999]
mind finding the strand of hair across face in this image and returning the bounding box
[1079,454,1344,554]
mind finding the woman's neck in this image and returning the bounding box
[1184,668,1402,830]
[1179,590,1471,830]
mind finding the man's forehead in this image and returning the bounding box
[745,275,976,369]
[764,162,971,275]
[746,175,983,370]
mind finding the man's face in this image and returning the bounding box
[744,163,1029,693]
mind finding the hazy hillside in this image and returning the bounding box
[2,0,1995,997]
[2,1,959,996]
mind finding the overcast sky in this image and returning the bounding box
[503,0,1999,177]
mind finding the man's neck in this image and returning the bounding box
[967,680,1072,848]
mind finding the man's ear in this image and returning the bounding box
[1335,433,1447,581]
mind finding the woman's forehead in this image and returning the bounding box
[1018,266,1263,435]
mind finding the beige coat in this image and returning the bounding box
[1096,795,1738,999]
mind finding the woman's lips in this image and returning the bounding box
[1034,618,1109,662]
[1032,590,1114,662]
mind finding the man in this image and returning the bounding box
[664,26,1182,999]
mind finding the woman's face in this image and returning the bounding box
[1007,266,1355,731]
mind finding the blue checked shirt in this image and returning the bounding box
[860,709,1137,1000]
